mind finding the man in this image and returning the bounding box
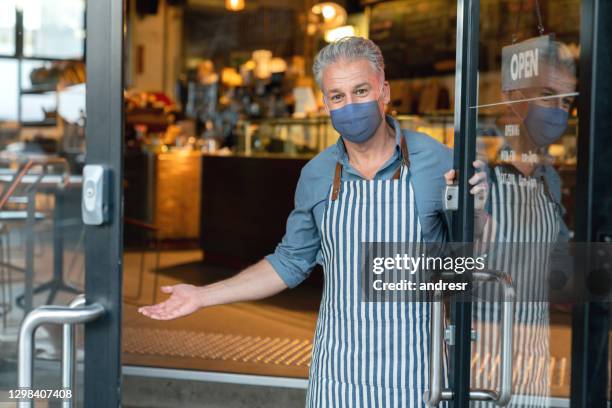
[139,36,483,407]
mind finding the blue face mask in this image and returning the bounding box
[524,102,569,147]
[329,100,383,144]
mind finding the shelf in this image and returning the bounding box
[20,119,57,127]
[20,85,57,95]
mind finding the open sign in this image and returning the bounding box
[502,35,552,91]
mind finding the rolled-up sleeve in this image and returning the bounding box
[265,167,321,288]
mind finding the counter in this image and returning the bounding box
[200,152,310,268]
[124,149,313,263]
[124,149,202,243]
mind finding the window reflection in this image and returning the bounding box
[0,60,18,121]
[22,0,85,59]
[0,0,16,55]
[471,0,581,402]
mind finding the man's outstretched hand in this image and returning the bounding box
[138,284,204,320]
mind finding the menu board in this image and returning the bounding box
[370,0,580,78]
[369,0,456,79]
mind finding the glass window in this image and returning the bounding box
[0,59,18,121]
[22,0,85,59]
[0,0,16,55]
[469,0,581,403]
[20,60,59,123]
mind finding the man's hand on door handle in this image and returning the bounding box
[444,160,491,238]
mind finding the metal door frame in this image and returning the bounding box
[84,0,125,406]
[451,0,611,406]
[570,0,612,406]
[449,0,479,406]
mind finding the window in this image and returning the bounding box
[22,0,86,59]
[0,0,16,55]
[0,60,18,121]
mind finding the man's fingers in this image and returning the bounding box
[470,185,487,195]
[138,299,172,315]
[444,169,456,185]
[473,159,486,170]
[161,285,174,293]
[469,171,487,186]
[138,295,191,320]
[148,305,188,320]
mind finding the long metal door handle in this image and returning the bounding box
[424,271,515,407]
[424,289,453,406]
[18,298,105,408]
[471,271,515,406]
[62,294,87,408]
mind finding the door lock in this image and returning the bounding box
[81,165,109,225]
[443,184,459,211]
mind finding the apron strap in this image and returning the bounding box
[331,162,342,201]
[331,134,410,201]
[400,134,410,168]
[391,135,410,180]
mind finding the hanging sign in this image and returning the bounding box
[501,35,552,91]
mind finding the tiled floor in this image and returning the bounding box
[121,249,320,378]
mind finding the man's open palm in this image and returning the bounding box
[138,284,203,320]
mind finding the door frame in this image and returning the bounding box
[449,0,479,406]
[570,0,612,406]
[451,0,611,406]
[84,0,125,406]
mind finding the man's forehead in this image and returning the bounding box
[322,59,380,90]
[540,64,577,91]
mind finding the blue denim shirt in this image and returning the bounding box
[265,115,454,288]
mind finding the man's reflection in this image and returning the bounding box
[499,40,576,161]
[471,39,576,407]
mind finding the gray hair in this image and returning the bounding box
[545,40,577,77]
[312,36,385,89]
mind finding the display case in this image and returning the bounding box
[235,113,456,157]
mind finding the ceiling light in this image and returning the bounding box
[225,0,244,12]
[324,25,355,43]
[321,4,336,21]
[311,2,347,29]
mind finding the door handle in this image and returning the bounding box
[424,270,515,407]
[62,294,87,408]
[18,296,105,408]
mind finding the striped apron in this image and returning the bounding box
[305,137,432,407]
[471,164,560,408]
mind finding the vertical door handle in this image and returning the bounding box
[470,271,515,406]
[18,298,105,408]
[424,288,454,406]
[62,294,87,408]
[424,270,515,406]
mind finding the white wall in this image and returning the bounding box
[128,0,183,99]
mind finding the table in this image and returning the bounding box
[0,170,83,312]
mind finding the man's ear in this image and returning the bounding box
[383,81,391,104]
[322,96,330,115]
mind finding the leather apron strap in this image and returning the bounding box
[332,135,410,201]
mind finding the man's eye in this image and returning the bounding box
[331,95,342,102]
[355,88,368,95]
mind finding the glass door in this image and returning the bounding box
[0,0,124,406]
[445,0,612,407]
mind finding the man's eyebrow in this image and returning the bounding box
[540,87,557,95]
[327,88,344,94]
[352,82,371,91]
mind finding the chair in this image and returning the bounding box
[0,157,71,328]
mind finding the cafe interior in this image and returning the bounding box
[0,0,584,401]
